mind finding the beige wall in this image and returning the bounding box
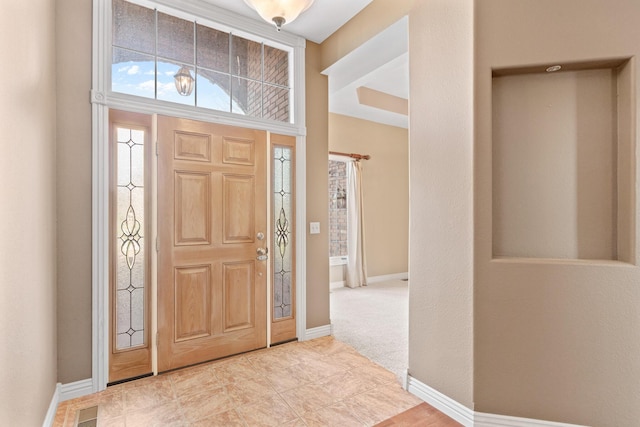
[328,113,408,278]
[493,69,618,260]
[305,42,331,328]
[0,1,58,424]
[322,0,476,409]
[330,265,345,284]
[408,0,475,408]
[56,0,93,384]
[475,0,640,424]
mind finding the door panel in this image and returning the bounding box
[174,131,211,162]
[223,174,255,243]
[174,265,211,341]
[223,137,255,165]
[174,171,211,245]
[223,261,255,332]
[158,116,267,372]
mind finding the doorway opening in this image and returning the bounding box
[323,16,410,382]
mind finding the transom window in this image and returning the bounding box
[111,0,292,123]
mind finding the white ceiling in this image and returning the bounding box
[202,0,409,128]
[324,17,409,129]
[201,0,374,44]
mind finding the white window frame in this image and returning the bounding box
[91,0,308,392]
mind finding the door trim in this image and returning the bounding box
[92,0,308,392]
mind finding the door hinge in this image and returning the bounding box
[156,332,159,347]
[155,141,159,156]
[156,237,159,252]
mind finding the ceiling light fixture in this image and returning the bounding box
[546,65,562,73]
[174,66,194,96]
[243,0,315,31]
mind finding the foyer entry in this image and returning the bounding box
[108,111,296,383]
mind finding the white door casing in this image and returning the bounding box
[92,0,308,392]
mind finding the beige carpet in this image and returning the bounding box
[330,279,408,382]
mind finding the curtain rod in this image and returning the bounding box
[329,151,371,160]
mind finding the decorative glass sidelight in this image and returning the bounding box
[273,146,293,319]
[115,127,146,350]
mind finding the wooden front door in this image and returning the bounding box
[157,116,267,372]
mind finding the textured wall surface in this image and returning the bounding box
[0,0,58,423]
[475,1,640,424]
[56,0,93,384]
[492,69,617,260]
[407,0,475,408]
[304,41,331,328]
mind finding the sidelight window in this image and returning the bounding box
[113,124,148,351]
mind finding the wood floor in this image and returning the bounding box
[375,403,462,426]
[54,337,460,426]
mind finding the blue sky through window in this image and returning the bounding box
[112,59,245,114]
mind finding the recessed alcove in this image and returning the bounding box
[492,58,635,263]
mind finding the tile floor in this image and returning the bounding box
[53,337,456,427]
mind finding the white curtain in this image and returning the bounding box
[346,160,367,288]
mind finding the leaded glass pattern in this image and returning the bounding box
[115,127,146,350]
[273,146,293,319]
[111,0,291,122]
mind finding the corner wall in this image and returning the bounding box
[0,1,58,423]
[56,0,94,384]
[305,41,331,328]
[407,0,475,408]
[475,1,640,424]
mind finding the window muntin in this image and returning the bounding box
[111,0,292,123]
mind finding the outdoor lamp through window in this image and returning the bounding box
[243,0,315,31]
[174,66,194,96]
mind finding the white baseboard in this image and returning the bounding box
[474,412,589,427]
[42,383,61,427]
[330,272,408,289]
[304,324,332,340]
[406,375,474,426]
[367,272,408,284]
[60,378,94,402]
[406,374,588,427]
[330,280,345,289]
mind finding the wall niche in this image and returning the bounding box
[492,58,635,263]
